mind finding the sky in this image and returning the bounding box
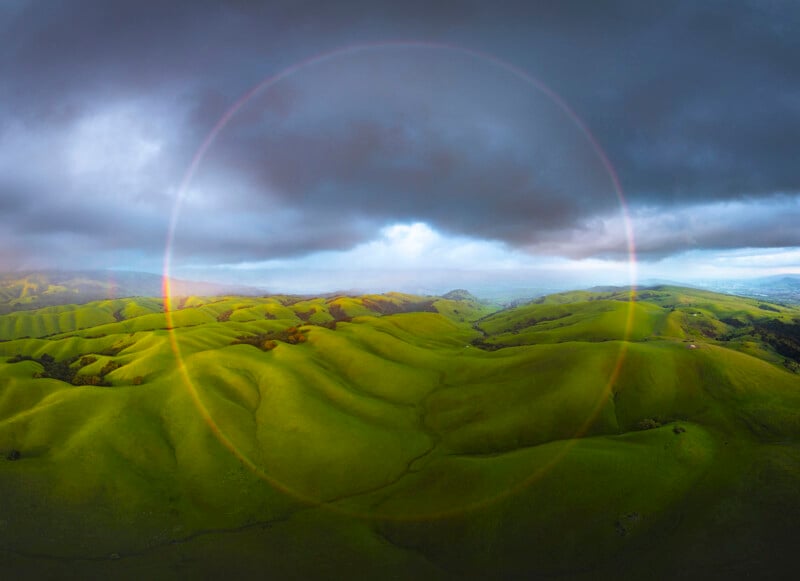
[2,0,799,294]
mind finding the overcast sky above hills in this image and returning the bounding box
[2,1,799,292]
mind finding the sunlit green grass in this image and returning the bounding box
[1,287,798,579]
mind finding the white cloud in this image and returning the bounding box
[222,221,537,272]
[521,195,800,261]
[178,221,639,294]
[68,104,163,190]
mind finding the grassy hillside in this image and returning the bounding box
[0,287,798,579]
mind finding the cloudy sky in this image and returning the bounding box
[2,0,799,293]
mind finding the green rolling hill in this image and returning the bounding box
[0,286,798,579]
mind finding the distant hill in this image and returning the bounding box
[440,288,480,301]
[0,270,259,314]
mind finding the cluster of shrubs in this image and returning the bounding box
[260,340,278,351]
[783,359,800,373]
[217,305,264,323]
[754,319,800,363]
[470,338,503,351]
[361,298,437,315]
[98,342,131,357]
[295,309,345,328]
[634,418,662,431]
[634,417,687,435]
[71,374,110,386]
[295,309,314,322]
[7,352,128,387]
[100,360,122,376]
[232,326,309,351]
[327,304,351,322]
[285,327,308,344]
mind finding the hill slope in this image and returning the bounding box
[0,287,798,579]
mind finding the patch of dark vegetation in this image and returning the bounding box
[753,320,800,363]
[112,308,125,322]
[758,303,780,312]
[216,310,233,322]
[278,296,310,307]
[261,340,278,351]
[684,316,720,338]
[32,353,73,382]
[720,317,747,328]
[361,298,438,315]
[100,360,122,376]
[328,304,351,322]
[634,418,662,430]
[264,312,277,320]
[232,326,308,351]
[614,512,641,537]
[295,309,314,322]
[98,342,133,356]
[470,338,504,351]
[673,425,686,434]
[6,449,20,461]
[510,312,572,333]
[469,323,501,351]
[132,375,144,385]
[7,351,122,386]
[783,359,800,373]
[72,374,109,386]
[279,326,308,344]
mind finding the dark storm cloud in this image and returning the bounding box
[1,0,799,272]
[201,114,603,246]
[549,1,800,205]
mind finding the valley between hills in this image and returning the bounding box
[1,284,799,579]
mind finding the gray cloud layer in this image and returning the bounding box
[1,0,799,272]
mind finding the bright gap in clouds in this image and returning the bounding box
[178,222,634,295]
[221,222,541,271]
[175,212,800,296]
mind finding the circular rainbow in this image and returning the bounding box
[162,40,639,519]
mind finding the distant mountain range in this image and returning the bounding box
[0,270,260,314]
[603,276,800,306]
[2,269,799,314]
[696,274,800,305]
